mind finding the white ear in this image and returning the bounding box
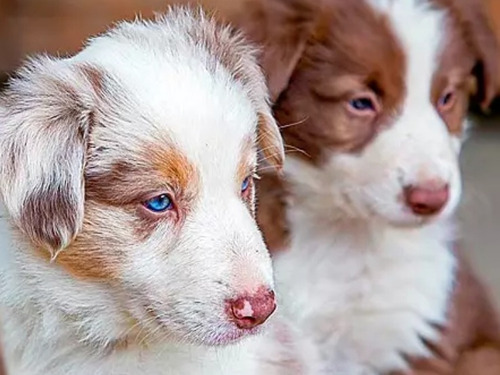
[0,57,98,257]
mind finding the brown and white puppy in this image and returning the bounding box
[230,0,500,374]
[0,7,289,375]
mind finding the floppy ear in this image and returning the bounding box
[235,0,316,102]
[0,58,96,257]
[454,0,500,110]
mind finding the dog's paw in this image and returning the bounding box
[343,313,443,374]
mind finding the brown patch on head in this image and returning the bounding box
[432,14,477,135]
[54,142,200,280]
[149,145,198,196]
[431,0,500,134]
[236,0,406,163]
[86,143,198,207]
[432,65,476,135]
[432,0,500,110]
[265,0,406,163]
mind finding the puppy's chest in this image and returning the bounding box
[275,225,456,374]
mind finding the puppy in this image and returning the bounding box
[0,7,287,375]
[232,0,500,373]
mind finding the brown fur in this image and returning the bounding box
[236,0,498,167]
[432,17,478,135]
[278,0,407,162]
[0,341,5,375]
[6,69,93,254]
[57,143,201,280]
[45,207,125,280]
[433,0,500,109]
[256,173,289,252]
[389,247,500,375]
[150,145,199,200]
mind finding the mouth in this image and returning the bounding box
[142,305,263,347]
[389,205,451,228]
[201,325,263,346]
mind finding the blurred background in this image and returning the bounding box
[0,0,499,303]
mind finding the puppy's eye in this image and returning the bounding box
[241,176,252,194]
[437,89,456,113]
[349,97,375,111]
[144,194,173,213]
[347,92,379,116]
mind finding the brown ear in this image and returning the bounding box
[234,0,316,102]
[0,58,97,257]
[454,0,500,110]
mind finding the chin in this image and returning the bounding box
[182,324,263,347]
[203,326,263,346]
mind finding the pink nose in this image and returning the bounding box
[404,182,449,216]
[227,288,276,330]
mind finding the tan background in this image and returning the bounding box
[0,0,498,80]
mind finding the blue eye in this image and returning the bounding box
[144,194,173,213]
[349,97,375,111]
[241,176,251,193]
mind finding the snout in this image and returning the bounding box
[403,180,449,216]
[226,287,276,330]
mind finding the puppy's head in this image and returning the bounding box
[0,8,283,346]
[242,0,498,227]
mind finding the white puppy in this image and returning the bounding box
[0,7,287,375]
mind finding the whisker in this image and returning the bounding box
[138,322,163,347]
[258,145,281,153]
[257,165,280,173]
[284,144,311,158]
[279,117,309,129]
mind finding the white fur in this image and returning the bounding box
[0,9,314,375]
[276,2,463,373]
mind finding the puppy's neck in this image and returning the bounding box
[276,157,458,373]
